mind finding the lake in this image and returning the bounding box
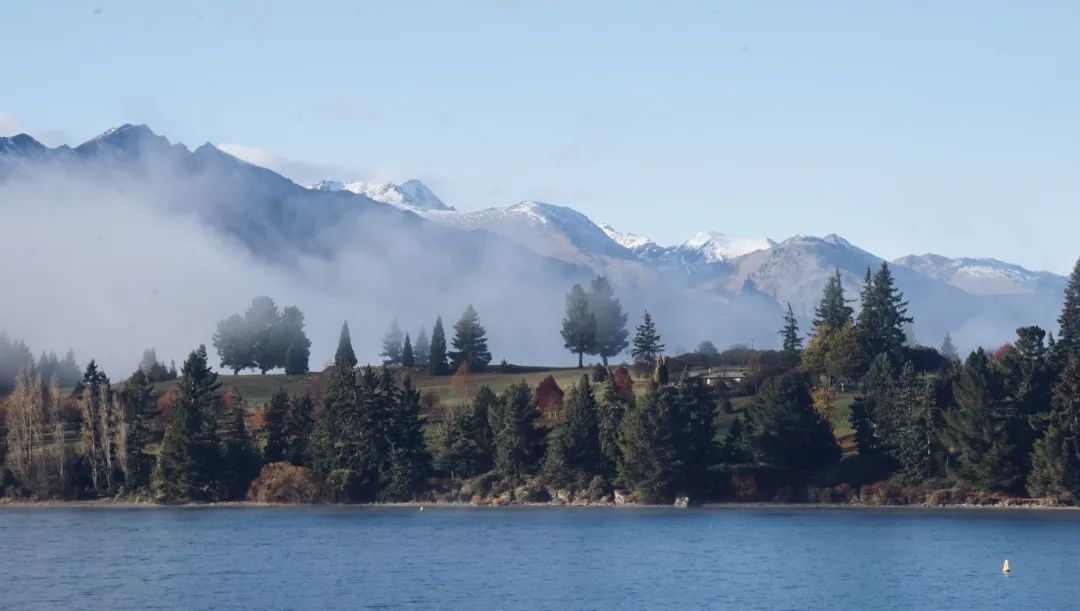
[1,506,1078,610]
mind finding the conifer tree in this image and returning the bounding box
[587,276,630,366]
[597,377,629,475]
[116,369,156,489]
[78,360,112,494]
[617,385,679,502]
[1057,257,1080,360]
[941,332,959,360]
[218,388,260,499]
[414,327,430,366]
[285,394,314,467]
[381,318,404,365]
[335,321,358,369]
[433,404,483,479]
[673,374,719,497]
[558,375,603,478]
[857,262,913,363]
[401,333,415,368]
[938,349,1022,492]
[849,354,895,457]
[779,302,802,354]
[448,305,492,372]
[380,376,430,501]
[745,373,840,473]
[491,381,542,477]
[812,268,853,335]
[153,346,221,502]
[279,306,311,375]
[631,310,664,364]
[428,316,448,375]
[263,389,289,463]
[561,284,597,368]
[1028,424,1072,497]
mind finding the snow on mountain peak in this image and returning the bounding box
[308,179,453,211]
[680,230,775,262]
[601,224,656,251]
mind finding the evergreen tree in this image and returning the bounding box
[857,262,913,362]
[448,305,492,372]
[153,346,221,502]
[617,385,679,502]
[78,360,111,494]
[380,376,430,501]
[433,404,483,479]
[631,310,664,364]
[401,334,415,368]
[311,364,374,501]
[542,427,573,487]
[335,321,358,369]
[428,316,449,375]
[218,389,260,500]
[597,377,629,475]
[745,373,840,473]
[381,318,405,365]
[116,369,156,489]
[263,389,290,464]
[558,375,603,478]
[1028,423,1073,497]
[491,381,542,477]
[779,302,802,354]
[849,354,895,457]
[587,276,630,366]
[673,374,719,497]
[1057,257,1080,360]
[812,268,853,334]
[279,306,311,375]
[284,338,310,375]
[285,394,314,467]
[561,284,597,368]
[882,362,942,481]
[938,349,1022,492]
[941,332,959,360]
[414,327,430,366]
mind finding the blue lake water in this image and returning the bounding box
[1,506,1078,610]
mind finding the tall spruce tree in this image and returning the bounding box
[401,334,415,368]
[380,376,430,501]
[335,321,358,369]
[587,276,630,366]
[448,305,492,372]
[153,346,221,502]
[491,381,542,477]
[414,327,430,366]
[779,302,802,354]
[938,349,1022,492]
[381,319,405,365]
[856,262,912,363]
[617,385,679,502]
[433,404,484,479]
[561,284,597,368]
[285,394,314,467]
[557,375,603,478]
[597,377,629,475]
[263,389,290,463]
[673,373,719,497]
[428,316,449,375]
[1057,257,1080,360]
[812,268,854,334]
[218,388,260,500]
[116,369,156,489]
[1029,356,1080,496]
[745,373,840,473]
[631,310,664,364]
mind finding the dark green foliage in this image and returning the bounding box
[850,354,895,458]
[719,419,754,464]
[263,389,289,464]
[555,375,603,478]
[311,364,375,500]
[401,334,415,368]
[285,394,315,467]
[812,268,853,334]
[381,319,404,365]
[217,389,261,500]
[1027,424,1073,497]
[856,263,913,364]
[597,377,629,474]
[617,385,680,502]
[745,374,840,473]
[587,276,629,366]
[335,321,358,369]
[138,348,176,382]
[561,283,597,368]
[153,346,222,502]
[1003,326,1054,419]
[882,362,943,481]
[779,302,802,354]
[672,375,718,497]
[490,381,542,477]
[938,350,1022,492]
[448,305,492,372]
[631,310,664,364]
[279,306,311,375]
[380,376,430,501]
[117,370,157,489]
[211,313,254,374]
[433,404,485,479]
[1057,257,1080,361]
[428,316,448,375]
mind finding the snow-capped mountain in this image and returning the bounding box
[309,179,453,211]
[892,254,1066,296]
[677,231,776,264]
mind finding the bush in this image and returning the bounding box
[248,462,327,504]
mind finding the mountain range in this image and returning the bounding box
[0,124,1067,359]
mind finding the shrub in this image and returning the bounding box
[248,462,327,504]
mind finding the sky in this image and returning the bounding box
[2,0,1079,273]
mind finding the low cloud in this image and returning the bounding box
[217,142,345,187]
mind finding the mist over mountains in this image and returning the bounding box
[0,125,1066,373]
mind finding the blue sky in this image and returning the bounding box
[2,1,1078,273]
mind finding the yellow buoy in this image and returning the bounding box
[1002,559,1011,574]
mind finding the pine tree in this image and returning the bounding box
[673,374,719,497]
[433,404,483,479]
[883,362,942,481]
[381,318,405,365]
[218,388,260,500]
[380,376,430,501]
[779,302,802,354]
[285,394,314,467]
[938,349,1022,492]
[558,375,603,478]
[491,381,542,477]
[561,284,597,368]
[78,361,112,495]
[311,363,374,501]
[812,268,853,334]
[448,305,492,372]
[116,369,156,489]
[401,334,415,368]
[1028,424,1072,497]
[153,346,222,502]
[941,332,959,360]
[1057,257,1080,360]
[587,276,629,366]
[745,373,840,473]
[850,354,895,457]
[631,310,664,364]
[263,389,289,463]
[335,321,358,369]
[414,327,430,366]
[857,262,913,362]
[617,385,679,502]
[428,316,448,375]
[597,377,629,475]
